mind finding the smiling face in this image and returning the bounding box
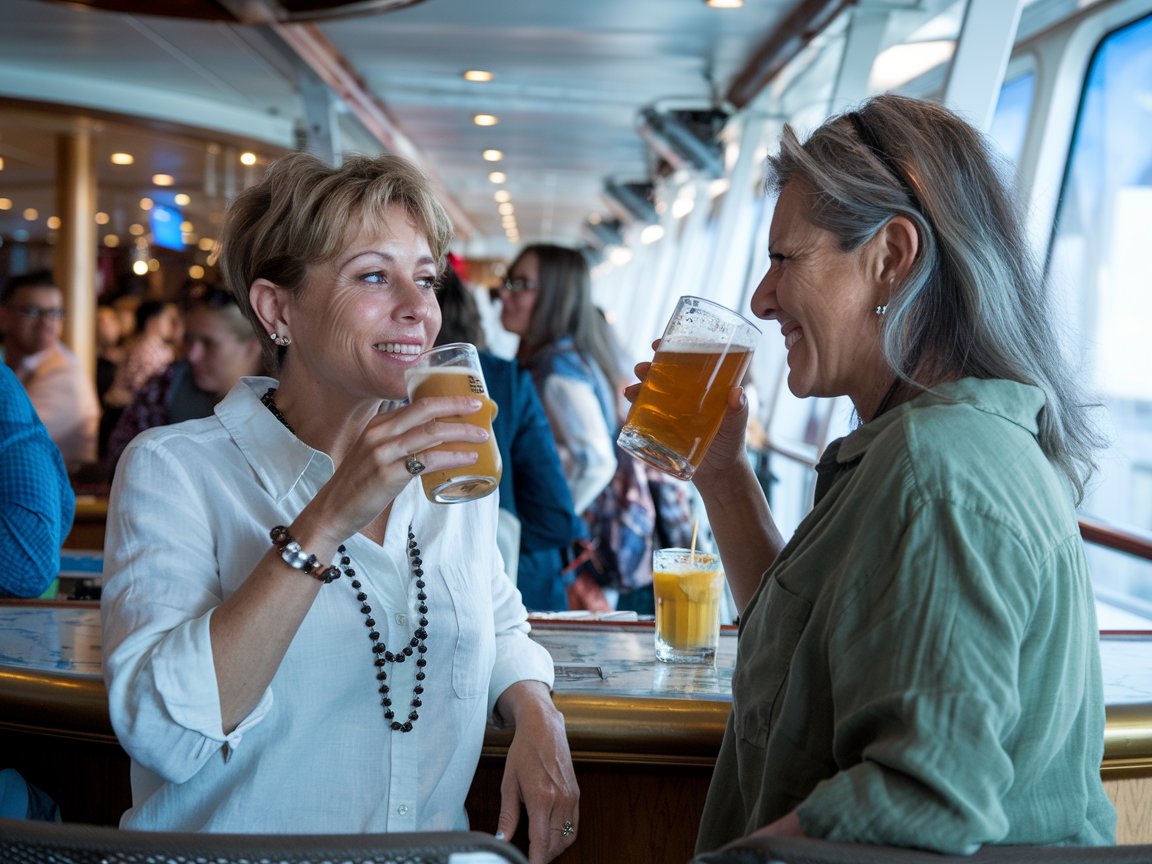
[750,181,890,411]
[278,203,442,404]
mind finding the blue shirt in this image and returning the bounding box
[0,363,75,597]
[481,352,583,611]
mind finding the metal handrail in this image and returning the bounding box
[1079,516,1152,562]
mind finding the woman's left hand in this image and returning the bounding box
[495,681,580,863]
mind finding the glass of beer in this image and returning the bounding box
[404,342,502,504]
[653,547,724,664]
[618,296,759,480]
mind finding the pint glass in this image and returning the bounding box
[404,342,502,503]
[653,548,724,664]
[618,296,760,480]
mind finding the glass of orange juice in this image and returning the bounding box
[618,296,760,480]
[404,342,502,504]
[653,547,724,664]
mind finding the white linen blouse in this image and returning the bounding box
[101,376,554,833]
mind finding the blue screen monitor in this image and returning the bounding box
[150,203,184,250]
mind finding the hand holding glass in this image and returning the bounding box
[404,342,502,504]
[618,295,759,480]
[653,548,724,664]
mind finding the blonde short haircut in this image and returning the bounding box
[219,152,454,371]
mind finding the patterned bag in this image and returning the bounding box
[568,446,657,596]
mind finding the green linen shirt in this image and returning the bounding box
[696,378,1116,854]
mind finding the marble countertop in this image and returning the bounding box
[1,604,1148,706]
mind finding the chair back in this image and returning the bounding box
[692,836,1152,864]
[0,818,529,864]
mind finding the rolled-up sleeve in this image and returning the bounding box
[101,434,272,784]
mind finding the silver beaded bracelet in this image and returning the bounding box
[269,525,339,583]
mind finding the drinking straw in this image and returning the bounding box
[689,518,699,563]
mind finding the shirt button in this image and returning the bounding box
[395,613,408,626]
[397,804,409,816]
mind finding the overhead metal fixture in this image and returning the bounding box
[39,0,428,22]
[602,180,658,225]
[636,106,728,178]
[581,216,624,250]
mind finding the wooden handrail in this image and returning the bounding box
[1080,516,1152,562]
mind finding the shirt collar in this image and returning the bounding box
[215,376,332,502]
[832,377,1046,466]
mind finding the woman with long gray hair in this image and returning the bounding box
[626,94,1113,854]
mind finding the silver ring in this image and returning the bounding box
[560,820,575,838]
[404,454,426,476]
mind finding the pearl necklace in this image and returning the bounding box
[262,386,429,732]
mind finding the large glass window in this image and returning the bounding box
[989,68,1036,169]
[1049,13,1152,622]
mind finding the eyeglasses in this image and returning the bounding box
[17,305,66,321]
[501,277,537,293]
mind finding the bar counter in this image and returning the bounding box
[2,603,1151,861]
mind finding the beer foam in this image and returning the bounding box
[658,338,753,353]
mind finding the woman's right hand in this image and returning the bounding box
[622,340,751,485]
[300,395,491,547]
[696,385,752,478]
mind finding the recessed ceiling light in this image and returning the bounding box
[152,174,175,187]
[0,198,11,211]
[95,212,110,225]
[463,70,493,83]
[240,152,257,166]
[705,0,743,7]
[23,208,38,221]
[494,190,511,203]
[139,197,153,211]
[498,202,514,215]
[47,216,61,230]
[103,235,120,248]
[488,171,507,184]
[482,149,504,162]
[111,152,134,165]
[174,193,191,206]
[0,156,5,171]
[473,114,499,127]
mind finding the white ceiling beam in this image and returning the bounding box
[271,21,475,239]
[830,5,891,112]
[942,0,1025,131]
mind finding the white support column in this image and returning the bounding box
[942,0,1025,131]
[830,5,891,112]
[704,111,771,312]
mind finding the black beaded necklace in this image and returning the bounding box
[262,386,429,732]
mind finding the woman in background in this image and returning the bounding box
[105,283,264,478]
[436,263,583,611]
[499,245,619,518]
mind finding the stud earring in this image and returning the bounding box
[874,304,888,317]
[268,331,292,347]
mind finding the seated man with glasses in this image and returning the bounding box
[1,270,100,473]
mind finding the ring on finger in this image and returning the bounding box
[560,820,575,838]
[404,453,426,476]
